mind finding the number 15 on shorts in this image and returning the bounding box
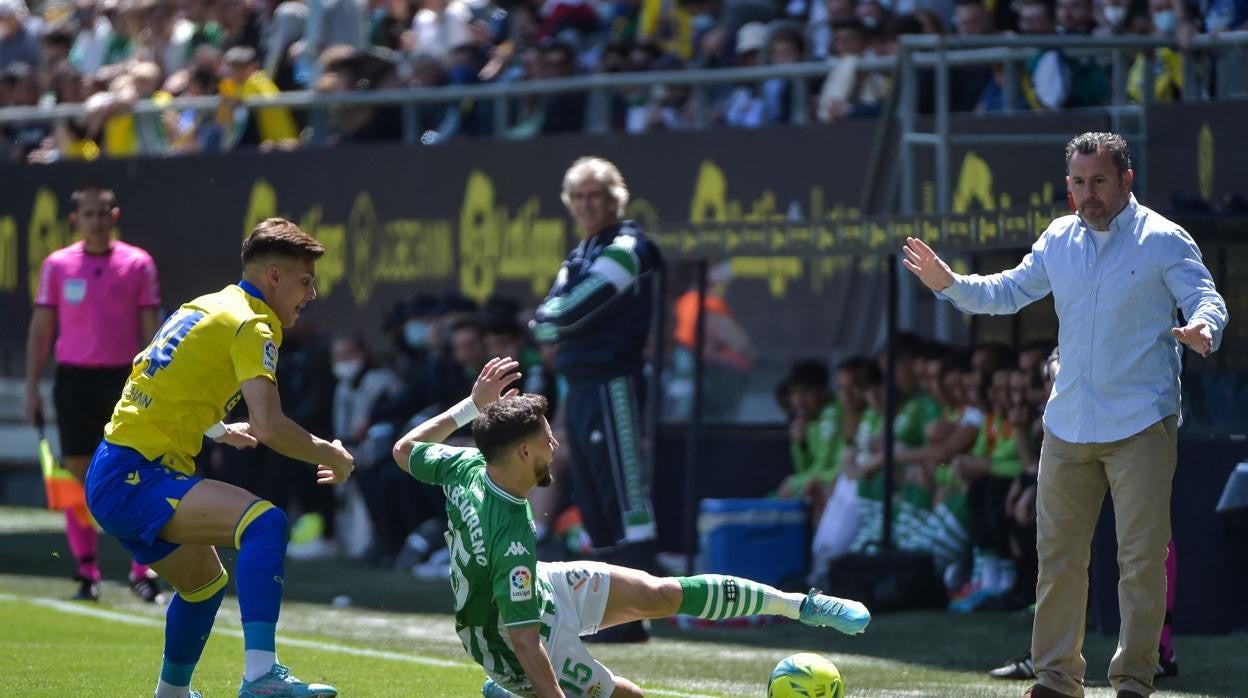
[559,658,593,696]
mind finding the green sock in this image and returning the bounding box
[676,575,802,620]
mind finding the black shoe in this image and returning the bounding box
[988,649,1035,680]
[130,571,166,604]
[72,575,100,602]
[585,619,650,644]
[1156,652,1179,678]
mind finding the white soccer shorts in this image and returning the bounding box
[489,560,617,698]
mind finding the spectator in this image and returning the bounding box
[637,0,692,59]
[760,23,806,123]
[948,362,1022,612]
[845,359,885,551]
[481,308,561,415]
[1203,0,1248,31]
[216,0,264,54]
[808,356,871,570]
[129,0,194,74]
[855,0,891,31]
[38,24,74,77]
[808,0,858,58]
[815,17,870,122]
[68,0,115,75]
[1017,2,1066,110]
[1128,0,1186,102]
[777,360,842,504]
[539,40,587,133]
[184,0,225,51]
[1055,0,1096,33]
[286,333,400,560]
[1018,0,1109,109]
[220,44,300,148]
[951,0,996,111]
[408,0,473,62]
[0,0,39,71]
[78,61,169,158]
[449,317,491,386]
[166,66,225,153]
[1,62,47,161]
[718,21,767,127]
[285,0,367,85]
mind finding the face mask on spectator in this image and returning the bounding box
[404,319,430,349]
[333,358,365,381]
[1102,5,1127,27]
[1152,9,1177,33]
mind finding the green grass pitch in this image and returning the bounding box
[0,506,1243,697]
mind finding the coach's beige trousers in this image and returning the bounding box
[1031,416,1178,698]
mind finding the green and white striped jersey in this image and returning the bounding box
[407,442,557,679]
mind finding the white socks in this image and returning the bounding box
[154,679,190,698]
[243,650,277,682]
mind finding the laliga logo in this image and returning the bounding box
[509,566,532,601]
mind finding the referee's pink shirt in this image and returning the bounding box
[35,240,161,367]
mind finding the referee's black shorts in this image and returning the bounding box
[53,364,131,458]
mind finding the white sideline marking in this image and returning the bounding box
[0,594,719,697]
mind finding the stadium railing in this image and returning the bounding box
[0,32,1245,155]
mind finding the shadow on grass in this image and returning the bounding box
[2,528,1243,696]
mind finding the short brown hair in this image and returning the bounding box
[241,218,325,266]
[472,394,548,463]
[71,185,117,209]
[1065,132,1132,178]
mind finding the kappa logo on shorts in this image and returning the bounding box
[505,541,530,557]
[262,340,278,372]
[509,566,533,601]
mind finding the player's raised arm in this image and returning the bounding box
[241,376,354,484]
[391,356,521,473]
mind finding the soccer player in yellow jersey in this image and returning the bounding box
[84,218,354,698]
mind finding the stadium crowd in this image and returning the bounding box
[1,0,1246,160]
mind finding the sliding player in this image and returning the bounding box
[393,357,871,698]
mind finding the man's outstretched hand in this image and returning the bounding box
[1172,320,1213,357]
[901,236,956,292]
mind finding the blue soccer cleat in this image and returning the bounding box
[238,663,337,697]
[798,588,872,635]
[482,678,513,697]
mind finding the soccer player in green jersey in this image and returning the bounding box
[393,357,872,698]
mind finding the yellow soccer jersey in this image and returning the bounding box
[105,283,283,474]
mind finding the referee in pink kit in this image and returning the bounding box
[24,185,165,603]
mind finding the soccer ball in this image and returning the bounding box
[767,652,845,698]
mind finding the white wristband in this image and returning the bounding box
[450,398,480,428]
[204,422,227,439]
